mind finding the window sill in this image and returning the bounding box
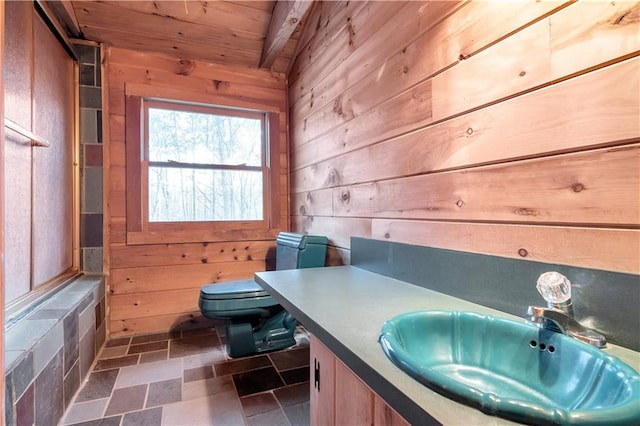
[126,228,281,245]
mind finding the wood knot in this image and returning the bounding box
[402,66,409,74]
[571,183,584,192]
[514,208,538,216]
[456,199,464,208]
[384,233,390,239]
[326,169,340,186]
[466,127,473,135]
[519,70,526,77]
[333,96,344,117]
[348,23,356,46]
[201,258,208,263]
[518,248,528,257]
[299,205,306,215]
[176,59,196,76]
[340,190,351,203]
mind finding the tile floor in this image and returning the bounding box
[59,324,311,426]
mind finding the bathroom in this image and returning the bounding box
[1,0,639,425]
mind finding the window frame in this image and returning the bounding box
[125,94,281,245]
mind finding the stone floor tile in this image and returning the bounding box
[122,407,163,426]
[114,358,181,389]
[104,337,130,348]
[104,384,147,416]
[162,391,245,426]
[131,331,179,345]
[182,375,235,401]
[94,355,139,371]
[139,350,168,364]
[283,401,310,426]
[274,382,310,407]
[146,378,182,407]
[74,369,119,403]
[99,346,128,360]
[60,398,109,425]
[269,347,310,371]
[182,348,226,370]
[127,341,168,355]
[246,408,290,426]
[233,366,285,397]
[184,365,214,383]
[169,335,220,359]
[280,367,310,385]
[66,415,122,426]
[240,392,280,418]
[214,355,272,376]
[62,327,311,425]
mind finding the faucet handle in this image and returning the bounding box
[536,271,571,304]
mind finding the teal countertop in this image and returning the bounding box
[255,266,640,425]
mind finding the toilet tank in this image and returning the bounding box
[275,232,328,270]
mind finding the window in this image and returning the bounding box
[3,1,78,313]
[126,96,281,244]
[146,102,265,223]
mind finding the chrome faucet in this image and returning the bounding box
[527,272,607,348]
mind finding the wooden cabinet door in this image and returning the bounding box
[310,334,335,426]
[309,333,409,426]
[335,359,373,425]
[374,394,411,426]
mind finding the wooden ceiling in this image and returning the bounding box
[48,0,313,74]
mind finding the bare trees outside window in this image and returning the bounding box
[145,102,265,223]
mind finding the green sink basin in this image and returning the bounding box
[378,310,640,425]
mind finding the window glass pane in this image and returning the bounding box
[149,167,263,222]
[148,107,262,166]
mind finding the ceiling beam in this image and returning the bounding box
[259,0,312,69]
[44,0,81,38]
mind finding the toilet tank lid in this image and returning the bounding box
[200,280,269,300]
[277,232,328,249]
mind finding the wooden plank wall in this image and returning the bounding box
[106,47,289,337]
[289,0,640,274]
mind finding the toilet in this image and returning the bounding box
[199,232,328,358]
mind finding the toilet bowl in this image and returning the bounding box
[199,232,328,358]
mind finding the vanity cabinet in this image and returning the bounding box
[310,334,409,426]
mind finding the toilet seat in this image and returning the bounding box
[200,279,279,315]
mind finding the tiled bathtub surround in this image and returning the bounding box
[4,276,106,426]
[76,41,104,274]
[61,326,311,425]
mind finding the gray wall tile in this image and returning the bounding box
[34,321,63,377]
[80,108,98,144]
[82,168,103,214]
[63,309,80,375]
[80,86,101,109]
[83,248,104,274]
[35,349,64,425]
